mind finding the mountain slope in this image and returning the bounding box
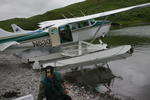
[0,0,150,31]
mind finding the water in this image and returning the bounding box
[108,25,150,100]
[110,25,150,37]
[109,45,150,100]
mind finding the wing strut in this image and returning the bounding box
[91,16,109,43]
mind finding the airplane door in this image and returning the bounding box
[48,27,61,47]
[59,25,73,43]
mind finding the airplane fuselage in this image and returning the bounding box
[1,20,111,51]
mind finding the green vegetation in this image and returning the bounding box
[1,0,150,46]
[92,35,150,46]
[0,0,150,31]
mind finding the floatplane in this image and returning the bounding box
[0,3,150,70]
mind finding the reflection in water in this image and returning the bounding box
[64,66,122,100]
[64,66,115,89]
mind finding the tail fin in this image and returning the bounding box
[11,24,24,32]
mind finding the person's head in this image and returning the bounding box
[44,66,54,78]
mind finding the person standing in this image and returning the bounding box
[38,66,71,100]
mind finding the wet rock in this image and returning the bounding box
[0,91,20,99]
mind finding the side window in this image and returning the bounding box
[82,21,89,27]
[70,23,78,30]
[70,20,90,30]
[78,20,89,28]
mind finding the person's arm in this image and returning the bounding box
[37,82,46,100]
[58,72,69,94]
[61,74,68,94]
[63,80,69,94]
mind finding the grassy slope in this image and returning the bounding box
[0,0,150,31]
[0,0,150,46]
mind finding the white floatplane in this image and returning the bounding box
[0,3,149,52]
[0,3,149,69]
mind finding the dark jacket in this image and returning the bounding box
[38,72,65,100]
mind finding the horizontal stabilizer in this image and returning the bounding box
[0,28,29,40]
[0,41,20,51]
[0,28,13,34]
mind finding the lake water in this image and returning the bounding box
[108,25,150,100]
[110,25,150,37]
[109,45,150,100]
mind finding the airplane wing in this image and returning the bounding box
[39,2,150,28]
[0,41,20,51]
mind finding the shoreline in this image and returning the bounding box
[111,23,150,30]
[0,53,123,100]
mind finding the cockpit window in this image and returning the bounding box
[59,26,65,31]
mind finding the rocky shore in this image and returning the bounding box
[0,53,123,100]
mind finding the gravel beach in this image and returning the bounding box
[0,53,99,100]
[0,53,123,100]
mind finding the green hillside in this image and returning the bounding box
[0,0,150,31]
